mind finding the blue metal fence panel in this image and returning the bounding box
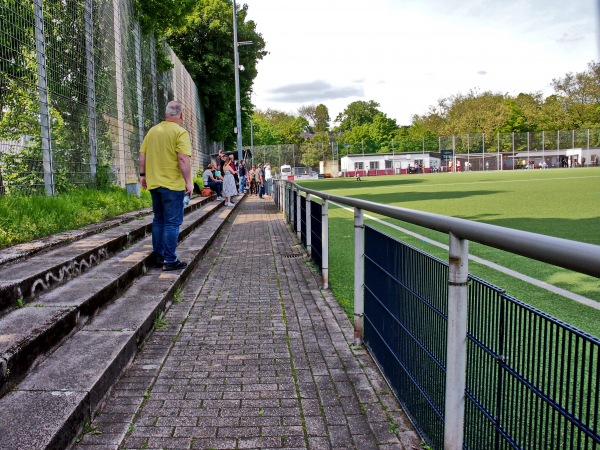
[363,225,447,446]
[310,200,322,272]
[468,292,600,450]
[363,225,600,449]
[289,190,296,231]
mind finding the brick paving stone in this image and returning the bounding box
[75,196,421,450]
[306,436,331,449]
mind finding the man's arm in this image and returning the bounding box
[138,152,147,190]
[178,153,193,195]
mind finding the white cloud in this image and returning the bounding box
[265,80,364,103]
[243,0,598,125]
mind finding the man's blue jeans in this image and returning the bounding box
[265,178,272,195]
[150,187,184,264]
[238,175,246,193]
[205,180,222,197]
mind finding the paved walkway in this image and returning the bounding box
[75,195,420,450]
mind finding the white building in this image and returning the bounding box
[340,152,440,176]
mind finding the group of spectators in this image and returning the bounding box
[202,150,274,204]
[247,162,273,198]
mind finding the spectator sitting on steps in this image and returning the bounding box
[202,162,223,199]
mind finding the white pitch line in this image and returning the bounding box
[373,175,600,190]
[331,202,600,311]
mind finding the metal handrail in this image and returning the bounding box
[291,183,600,279]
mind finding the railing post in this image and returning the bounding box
[353,207,364,345]
[296,188,301,240]
[306,194,311,256]
[321,199,329,289]
[444,231,469,450]
[285,184,290,222]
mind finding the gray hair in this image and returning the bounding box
[165,101,183,117]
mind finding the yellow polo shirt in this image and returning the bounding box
[140,121,192,191]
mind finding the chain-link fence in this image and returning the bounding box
[254,129,600,175]
[249,144,301,173]
[0,0,213,196]
[438,129,600,154]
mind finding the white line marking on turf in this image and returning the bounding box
[390,175,600,189]
[331,202,600,311]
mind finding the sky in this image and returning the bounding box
[242,0,599,126]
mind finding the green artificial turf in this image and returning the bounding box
[297,168,600,337]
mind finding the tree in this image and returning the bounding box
[551,61,600,128]
[297,105,317,131]
[335,100,383,131]
[134,0,198,38]
[300,133,329,167]
[298,103,330,132]
[251,109,307,145]
[369,114,397,151]
[537,94,571,131]
[314,104,330,132]
[168,0,267,146]
[344,124,376,153]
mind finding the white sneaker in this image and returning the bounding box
[216,196,223,200]
[225,202,234,206]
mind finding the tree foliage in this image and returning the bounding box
[550,61,600,128]
[413,61,600,137]
[298,103,330,132]
[167,0,267,147]
[314,104,330,132]
[300,133,330,167]
[250,109,307,146]
[134,0,198,38]
[335,100,384,131]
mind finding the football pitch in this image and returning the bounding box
[297,167,600,337]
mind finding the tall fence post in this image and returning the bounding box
[444,231,469,450]
[353,207,364,345]
[321,199,329,289]
[306,193,311,256]
[33,0,55,196]
[113,0,126,187]
[149,34,159,124]
[84,0,98,183]
[135,22,144,149]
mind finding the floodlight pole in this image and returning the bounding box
[233,0,243,163]
[233,1,253,164]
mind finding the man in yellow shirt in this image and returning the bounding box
[138,100,193,271]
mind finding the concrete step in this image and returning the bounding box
[0,196,243,449]
[0,197,224,395]
[0,197,211,314]
[0,208,153,268]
